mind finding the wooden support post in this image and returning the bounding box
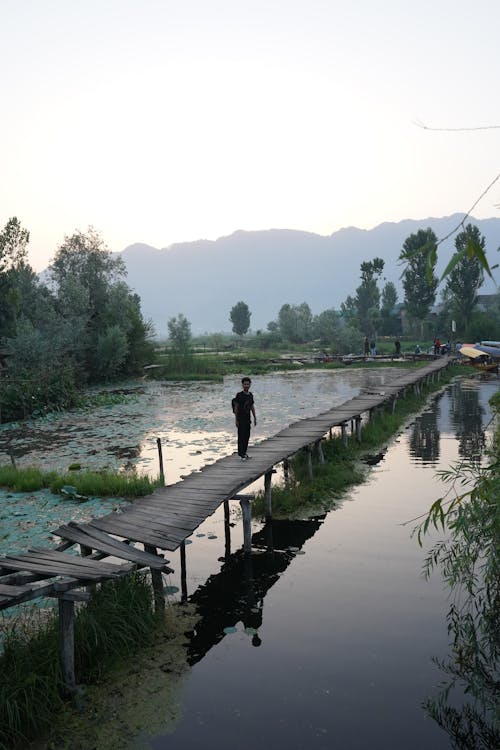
[180,540,187,602]
[329,427,333,439]
[355,416,362,443]
[264,471,273,520]
[391,396,398,414]
[240,497,253,553]
[283,458,289,481]
[317,439,325,464]
[223,499,231,559]
[369,408,375,423]
[264,520,274,553]
[145,544,165,612]
[341,422,348,447]
[305,445,313,480]
[80,543,92,557]
[156,437,165,485]
[59,596,77,696]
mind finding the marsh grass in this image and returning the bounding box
[253,365,463,517]
[152,353,223,380]
[0,573,161,750]
[0,465,161,497]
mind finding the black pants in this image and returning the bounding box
[238,420,251,457]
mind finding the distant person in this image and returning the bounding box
[395,339,401,357]
[233,377,257,460]
[364,336,369,356]
[415,344,421,355]
[434,337,441,355]
[445,340,451,353]
[370,339,376,356]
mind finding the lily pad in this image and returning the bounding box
[164,585,180,595]
[223,626,237,635]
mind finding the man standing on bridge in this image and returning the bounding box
[233,377,257,460]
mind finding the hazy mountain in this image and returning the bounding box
[119,215,500,336]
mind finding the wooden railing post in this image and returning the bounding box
[264,471,273,520]
[145,544,165,611]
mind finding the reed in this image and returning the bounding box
[0,573,162,750]
[0,466,161,497]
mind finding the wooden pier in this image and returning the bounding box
[0,356,452,691]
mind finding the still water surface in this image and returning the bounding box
[140,374,497,750]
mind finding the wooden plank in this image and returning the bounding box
[0,558,117,580]
[26,549,125,575]
[89,518,181,551]
[52,524,171,570]
[0,582,32,596]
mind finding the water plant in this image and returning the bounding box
[0,465,162,497]
[0,572,164,749]
[414,389,500,749]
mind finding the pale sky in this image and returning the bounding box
[2,0,499,271]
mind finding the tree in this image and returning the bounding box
[380,281,399,335]
[399,229,439,333]
[0,217,32,338]
[48,227,151,379]
[168,313,191,352]
[443,224,485,336]
[230,301,251,336]
[354,257,385,335]
[277,303,313,343]
[313,309,341,345]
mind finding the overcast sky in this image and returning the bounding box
[2,0,499,271]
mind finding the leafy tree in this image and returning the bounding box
[168,313,192,352]
[48,227,150,379]
[354,258,384,336]
[380,281,399,335]
[399,229,439,333]
[95,325,129,379]
[443,224,485,336]
[381,281,397,313]
[313,309,341,345]
[340,294,358,326]
[277,303,313,343]
[229,301,251,336]
[0,217,32,338]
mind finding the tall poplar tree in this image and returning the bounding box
[399,229,438,333]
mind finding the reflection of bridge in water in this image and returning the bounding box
[186,516,326,663]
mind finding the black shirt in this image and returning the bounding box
[234,390,254,421]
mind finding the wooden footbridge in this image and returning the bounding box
[0,356,452,691]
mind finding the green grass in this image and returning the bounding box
[0,573,161,750]
[0,466,162,497]
[252,364,464,517]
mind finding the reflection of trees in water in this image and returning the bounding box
[186,517,325,665]
[449,381,486,461]
[419,452,500,749]
[409,407,441,464]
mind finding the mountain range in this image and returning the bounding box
[118,215,500,336]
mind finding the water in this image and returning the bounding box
[0,369,497,747]
[139,375,497,750]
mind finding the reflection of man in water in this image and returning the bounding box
[233,377,257,460]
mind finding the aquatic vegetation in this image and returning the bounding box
[0,465,161,497]
[416,390,500,749]
[0,572,168,749]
